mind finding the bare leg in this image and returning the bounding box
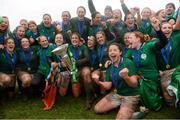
[72,82,81,97]
[18,71,32,88]
[0,73,11,87]
[58,72,70,96]
[116,96,139,119]
[91,70,105,94]
[94,93,121,113]
[0,74,16,99]
[116,106,134,119]
[161,69,175,106]
[81,67,95,109]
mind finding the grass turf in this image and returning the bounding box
[0,93,180,119]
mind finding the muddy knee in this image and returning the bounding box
[20,74,32,88]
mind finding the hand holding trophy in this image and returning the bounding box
[52,44,78,83]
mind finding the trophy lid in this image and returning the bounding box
[52,43,68,56]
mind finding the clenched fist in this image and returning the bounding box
[151,17,160,31]
[119,68,129,79]
[91,73,100,85]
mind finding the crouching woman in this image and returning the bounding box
[0,38,17,99]
[94,43,139,119]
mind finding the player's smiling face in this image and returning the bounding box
[108,45,122,63]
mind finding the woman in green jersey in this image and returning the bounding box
[16,38,39,98]
[70,6,90,43]
[125,17,168,111]
[31,35,57,96]
[0,16,12,49]
[0,38,17,99]
[67,32,89,97]
[94,43,139,119]
[38,14,56,43]
[156,21,180,107]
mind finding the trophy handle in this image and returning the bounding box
[68,51,78,83]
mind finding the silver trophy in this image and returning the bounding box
[52,43,78,83]
[52,44,72,71]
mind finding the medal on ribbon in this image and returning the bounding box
[89,50,96,70]
[133,49,141,69]
[161,40,171,69]
[5,49,16,73]
[22,48,32,71]
[72,47,80,61]
[166,64,170,69]
[99,63,102,67]
[40,48,48,65]
[111,58,122,88]
[98,45,105,68]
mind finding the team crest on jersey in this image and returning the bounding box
[141,53,147,60]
